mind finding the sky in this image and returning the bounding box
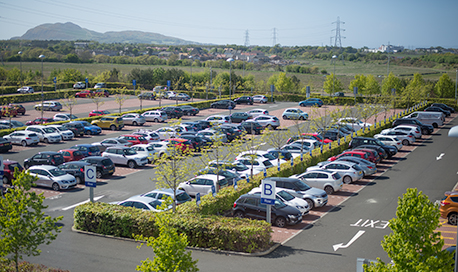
[1,0,457,49]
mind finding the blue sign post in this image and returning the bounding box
[261,179,276,224]
[196,193,201,207]
[84,165,96,202]
[211,185,216,197]
[85,78,88,89]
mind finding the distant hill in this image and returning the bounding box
[11,22,197,45]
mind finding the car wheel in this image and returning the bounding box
[234,211,244,218]
[96,171,103,179]
[402,139,409,146]
[3,176,9,185]
[422,128,429,135]
[110,125,116,131]
[300,116,305,120]
[52,182,60,191]
[343,175,352,184]
[154,118,159,122]
[305,198,314,209]
[448,213,458,225]
[282,115,288,120]
[85,130,91,135]
[324,186,334,195]
[75,176,82,184]
[127,160,136,169]
[275,217,287,228]
[44,138,49,144]
[133,121,138,126]
[21,140,28,147]
[432,123,438,128]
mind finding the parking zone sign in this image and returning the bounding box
[84,165,96,188]
[261,179,275,205]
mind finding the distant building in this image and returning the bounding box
[365,44,404,53]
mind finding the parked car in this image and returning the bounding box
[58,149,85,162]
[253,115,280,130]
[349,137,398,158]
[207,160,260,178]
[138,92,156,100]
[8,104,26,115]
[282,108,309,120]
[299,98,323,107]
[131,144,157,163]
[232,194,302,228]
[2,160,24,184]
[240,120,263,135]
[136,188,191,206]
[92,138,132,152]
[440,191,458,225]
[121,113,146,126]
[74,90,94,98]
[142,110,168,122]
[266,149,293,162]
[280,143,311,158]
[47,125,75,141]
[27,165,77,191]
[17,86,34,93]
[163,91,176,99]
[252,95,268,103]
[34,101,62,111]
[0,105,17,117]
[161,107,183,119]
[0,120,25,129]
[155,127,179,140]
[25,125,62,143]
[246,108,269,117]
[337,117,372,131]
[0,138,12,153]
[53,113,78,122]
[205,115,231,125]
[431,103,455,113]
[148,141,172,159]
[3,131,39,147]
[424,106,450,117]
[70,144,102,157]
[392,118,434,135]
[88,110,110,117]
[378,129,415,145]
[91,116,124,131]
[73,82,86,89]
[57,161,91,184]
[328,150,370,163]
[178,174,229,197]
[93,82,106,89]
[118,134,148,146]
[132,130,161,142]
[102,146,148,168]
[80,156,115,178]
[373,135,403,150]
[211,100,236,109]
[115,196,170,212]
[175,93,190,101]
[290,169,343,195]
[179,105,199,116]
[328,156,377,177]
[391,125,422,139]
[248,187,310,215]
[196,129,228,143]
[25,117,54,126]
[71,121,102,135]
[196,168,242,186]
[163,138,193,153]
[236,150,286,167]
[287,133,333,144]
[24,151,65,169]
[306,161,364,184]
[290,139,321,149]
[230,112,252,123]
[234,96,254,105]
[63,122,86,137]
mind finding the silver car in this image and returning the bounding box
[307,161,364,184]
[379,129,415,145]
[253,115,280,129]
[324,157,377,177]
[121,113,146,126]
[28,165,77,191]
[48,125,75,141]
[92,138,132,152]
[373,135,403,150]
[102,146,148,168]
[291,169,344,195]
[142,110,168,123]
[131,144,158,163]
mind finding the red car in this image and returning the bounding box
[164,138,193,153]
[25,117,54,125]
[118,134,148,146]
[9,104,26,115]
[0,106,18,117]
[3,160,24,184]
[58,149,85,162]
[304,133,333,144]
[75,90,94,98]
[328,151,369,162]
[351,148,380,163]
[89,110,110,117]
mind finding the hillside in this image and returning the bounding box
[11,22,197,45]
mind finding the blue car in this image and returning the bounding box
[299,98,323,107]
[73,121,102,135]
[70,144,101,157]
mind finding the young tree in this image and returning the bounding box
[434,73,455,98]
[365,74,381,96]
[323,73,344,95]
[135,204,199,272]
[401,73,427,108]
[91,95,105,111]
[364,188,454,272]
[348,74,367,95]
[114,87,129,114]
[0,170,63,272]
[60,90,77,117]
[381,72,403,96]
[261,127,293,168]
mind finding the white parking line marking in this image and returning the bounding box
[62,195,105,211]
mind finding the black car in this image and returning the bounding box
[58,161,91,184]
[431,103,455,113]
[232,194,302,228]
[233,96,253,105]
[213,126,239,142]
[138,92,156,100]
[211,100,236,109]
[0,138,12,153]
[349,137,397,158]
[178,134,207,151]
[424,106,451,117]
[179,105,199,116]
[24,151,65,169]
[63,122,85,137]
[80,156,115,178]
[196,120,212,130]
[240,121,263,135]
[161,107,184,119]
[392,118,434,135]
[230,112,252,123]
[319,129,346,141]
[356,144,388,160]
[267,149,293,161]
[182,121,202,132]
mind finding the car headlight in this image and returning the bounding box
[312,194,321,198]
[288,215,297,219]
[296,205,304,210]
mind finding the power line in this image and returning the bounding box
[244,30,250,47]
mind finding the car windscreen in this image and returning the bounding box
[274,199,287,209]
[124,149,137,155]
[118,139,129,144]
[48,168,66,177]
[43,127,57,133]
[88,146,99,152]
[294,180,311,191]
[176,192,191,202]
[277,190,294,201]
[263,153,276,160]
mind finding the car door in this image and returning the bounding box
[300,172,318,188]
[186,178,206,196]
[30,154,45,167]
[243,197,264,219]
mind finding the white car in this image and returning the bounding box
[27,165,77,191]
[142,110,168,123]
[373,135,403,150]
[164,91,177,99]
[73,82,86,89]
[236,150,286,167]
[155,127,179,140]
[290,139,321,149]
[290,169,344,195]
[306,161,364,184]
[131,144,158,163]
[207,160,261,178]
[197,129,227,143]
[392,125,422,139]
[133,130,161,142]
[116,196,169,212]
[178,174,229,197]
[234,157,274,172]
[102,146,148,168]
[248,187,310,215]
[281,144,312,158]
[92,138,132,152]
[0,120,25,129]
[205,115,231,125]
[25,125,62,143]
[149,141,172,159]
[336,117,372,131]
[252,95,268,103]
[53,113,78,122]
[246,109,269,117]
[47,125,75,141]
[17,86,34,93]
[3,131,40,147]
[253,115,280,129]
[379,129,415,145]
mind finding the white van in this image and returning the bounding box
[404,111,443,128]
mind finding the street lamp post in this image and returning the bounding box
[332,55,337,95]
[18,51,22,87]
[227,58,234,114]
[189,55,193,103]
[39,55,45,122]
[455,69,457,106]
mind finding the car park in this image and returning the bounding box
[282,108,309,120]
[63,122,86,137]
[91,116,124,131]
[121,113,146,126]
[88,110,110,117]
[142,110,168,122]
[178,174,229,197]
[392,118,434,135]
[24,151,65,169]
[246,108,269,117]
[136,188,192,206]
[373,135,403,150]
[17,86,34,93]
[252,95,268,103]
[248,187,310,215]
[71,121,102,135]
[298,98,323,107]
[102,146,148,168]
[3,131,40,147]
[25,117,54,126]
[73,82,86,89]
[138,92,156,100]
[0,120,25,129]
[27,165,77,191]
[25,125,62,143]
[47,125,75,141]
[234,96,254,105]
[230,112,252,123]
[34,101,62,111]
[205,115,231,125]
[118,134,148,146]
[70,144,101,157]
[290,169,343,195]
[57,161,91,184]
[306,161,364,184]
[131,144,158,163]
[253,115,280,129]
[80,156,115,178]
[58,149,85,162]
[440,191,458,225]
[232,194,302,228]
[53,113,78,122]
[92,138,132,152]
[2,160,24,184]
[179,105,200,116]
[210,100,236,109]
[161,107,183,118]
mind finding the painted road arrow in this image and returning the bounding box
[333,230,365,251]
[436,153,445,160]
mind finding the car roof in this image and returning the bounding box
[29,165,58,170]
